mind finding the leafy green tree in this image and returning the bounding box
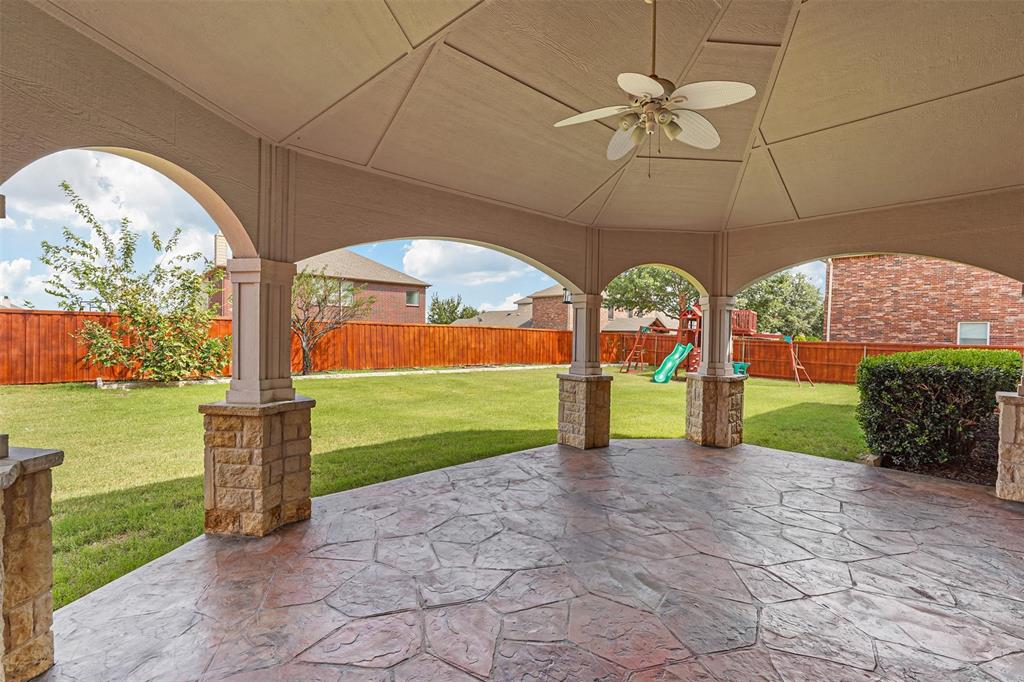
[428,293,479,324]
[40,182,230,381]
[291,269,375,375]
[603,265,700,320]
[737,271,824,338]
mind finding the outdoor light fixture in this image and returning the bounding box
[562,288,572,304]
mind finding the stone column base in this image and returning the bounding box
[996,392,1024,502]
[2,447,63,682]
[200,397,315,537]
[686,374,746,448]
[558,374,612,449]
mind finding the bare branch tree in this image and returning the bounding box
[291,268,375,375]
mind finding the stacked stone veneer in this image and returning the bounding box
[558,374,612,449]
[996,391,1024,502]
[200,397,315,537]
[1,444,63,682]
[686,374,746,448]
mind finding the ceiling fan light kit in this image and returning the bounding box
[554,0,756,161]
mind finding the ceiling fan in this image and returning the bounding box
[554,0,756,160]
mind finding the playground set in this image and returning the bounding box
[619,304,814,385]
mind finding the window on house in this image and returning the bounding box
[607,305,615,320]
[957,322,990,346]
[331,280,354,307]
[406,290,420,306]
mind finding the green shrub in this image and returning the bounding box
[856,349,1021,469]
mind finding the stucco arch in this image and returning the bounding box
[726,188,1024,294]
[0,146,257,257]
[594,229,714,295]
[313,237,580,293]
[597,261,709,301]
[290,154,591,291]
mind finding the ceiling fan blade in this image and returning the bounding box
[669,81,756,110]
[554,105,633,127]
[607,124,640,160]
[617,72,664,98]
[672,110,721,150]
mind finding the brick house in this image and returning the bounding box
[211,236,429,323]
[526,285,638,331]
[454,284,664,331]
[824,254,1024,345]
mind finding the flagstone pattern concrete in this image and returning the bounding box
[39,440,1024,681]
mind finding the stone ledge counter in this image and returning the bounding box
[1,443,64,681]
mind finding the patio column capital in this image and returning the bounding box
[698,295,738,377]
[568,292,603,376]
[226,257,296,405]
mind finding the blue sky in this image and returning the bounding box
[0,150,824,310]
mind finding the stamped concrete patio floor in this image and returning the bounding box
[43,440,1024,681]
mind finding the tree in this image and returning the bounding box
[603,265,700,320]
[428,293,479,324]
[736,271,824,338]
[291,268,375,375]
[41,182,230,381]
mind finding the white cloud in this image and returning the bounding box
[480,292,523,311]
[0,216,33,231]
[787,261,826,291]
[1,149,218,254]
[0,258,47,303]
[402,240,534,286]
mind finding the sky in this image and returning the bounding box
[0,150,824,310]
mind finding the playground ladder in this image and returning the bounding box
[621,327,649,373]
[788,340,815,387]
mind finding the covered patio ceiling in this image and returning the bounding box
[13,0,1023,290]
[34,0,1022,229]
[42,440,1024,680]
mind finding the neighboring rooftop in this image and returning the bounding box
[297,249,429,288]
[604,313,676,333]
[528,284,565,299]
[451,310,532,329]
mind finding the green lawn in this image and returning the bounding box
[0,369,864,607]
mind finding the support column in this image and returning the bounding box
[1,438,63,682]
[201,257,316,537]
[226,258,296,405]
[995,370,1024,501]
[559,293,611,449]
[686,295,746,448]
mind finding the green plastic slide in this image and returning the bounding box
[652,343,694,384]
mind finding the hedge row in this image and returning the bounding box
[856,349,1022,469]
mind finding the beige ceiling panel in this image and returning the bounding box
[727,148,796,228]
[762,0,1024,142]
[52,0,409,140]
[372,46,616,217]
[710,0,794,46]
[770,77,1024,218]
[650,43,777,161]
[753,130,765,148]
[568,168,625,225]
[596,159,741,230]
[386,0,481,46]
[446,0,721,115]
[287,50,430,165]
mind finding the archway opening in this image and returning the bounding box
[0,147,256,610]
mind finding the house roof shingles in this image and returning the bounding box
[451,310,532,329]
[296,249,428,287]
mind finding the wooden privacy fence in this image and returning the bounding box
[0,310,580,384]
[732,337,1024,384]
[2,309,1021,385]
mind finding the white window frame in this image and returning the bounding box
[957,321,990,346]
[405,290,420,307]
